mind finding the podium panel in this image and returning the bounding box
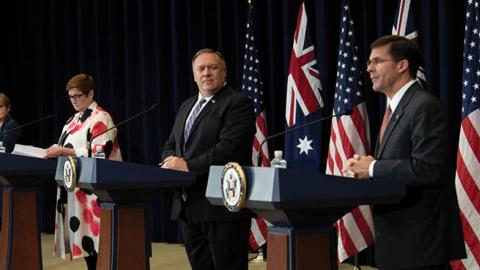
[206,166,405,270]
[0,153,57,270]
[55,157,195,270]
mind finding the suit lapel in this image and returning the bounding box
[187,99,216,138]
[183,87,228,147]
[375,83,420,158]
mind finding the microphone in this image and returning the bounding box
[87,103,159,157]
[3,114,53,134]
[257,110,352,166]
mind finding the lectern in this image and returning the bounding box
[0,153,57,270]
[206,166,405,270]
[55,157,195,270]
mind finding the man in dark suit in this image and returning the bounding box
[345,35,466,270]
[161,48,256,270]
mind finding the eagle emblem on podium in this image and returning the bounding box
[221,162,246,212]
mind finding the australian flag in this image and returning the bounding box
[284,2,324,171]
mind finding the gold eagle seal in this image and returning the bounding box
[221,162,247,212]
[63,156,78,192]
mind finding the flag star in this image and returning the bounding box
[464,80,469,86]
[344,98,349,104]
[466,67,471,73]
[470,41,476,47]
[468,54,473,60]
[297,136,313,155]
[474,83,479,89]
[472,96,478,102]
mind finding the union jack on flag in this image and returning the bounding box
[325,1,373,262]
[451,1,480,269]
[241,3,268,251]
[284,2,324,171]
[392,0,427,86]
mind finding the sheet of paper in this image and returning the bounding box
[12,144,47,159]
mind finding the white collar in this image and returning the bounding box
[387,80,416,112]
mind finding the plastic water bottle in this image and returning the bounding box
[270,150,287,169]
[93,145,106,159]
[0,141,5,153]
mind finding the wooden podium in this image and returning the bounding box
[0,153,57,270]
[206,166,405,270]
[55,157,195,270]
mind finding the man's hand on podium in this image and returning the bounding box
[161,155,189,172]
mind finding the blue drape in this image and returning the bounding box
[0,0,466,244]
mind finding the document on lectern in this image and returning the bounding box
[12,144,46,158]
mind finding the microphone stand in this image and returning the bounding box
[257,110,351,166]
[87,103,158,157]
[2,114,53,134]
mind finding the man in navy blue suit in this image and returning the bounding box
[161,48,256,270]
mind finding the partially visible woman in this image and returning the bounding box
[45,74,121,270]
[0,93,21,153]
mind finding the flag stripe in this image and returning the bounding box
[327,1,374,262]
[241,4,269,251]
[459,210,480,265]
[396,0,407,35]
[338,218,357,257]
[454,2,480,267]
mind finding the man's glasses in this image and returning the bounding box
[66,94,85,101]
[366,58,394,67]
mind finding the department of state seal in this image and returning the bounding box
[221,162,246,212]
[63,156,78,191]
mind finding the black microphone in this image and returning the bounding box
[87,103,159,157]
[3,114,53,134]
[257,110,352,166]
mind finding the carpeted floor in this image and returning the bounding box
[41,233,376,270]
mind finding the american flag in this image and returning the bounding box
[451,1,480,269]
[392,0,427,87]
[241,3,268,251]
[284,2,324,171]
[325,1,373,262]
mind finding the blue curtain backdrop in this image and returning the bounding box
[0,0,466,244]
